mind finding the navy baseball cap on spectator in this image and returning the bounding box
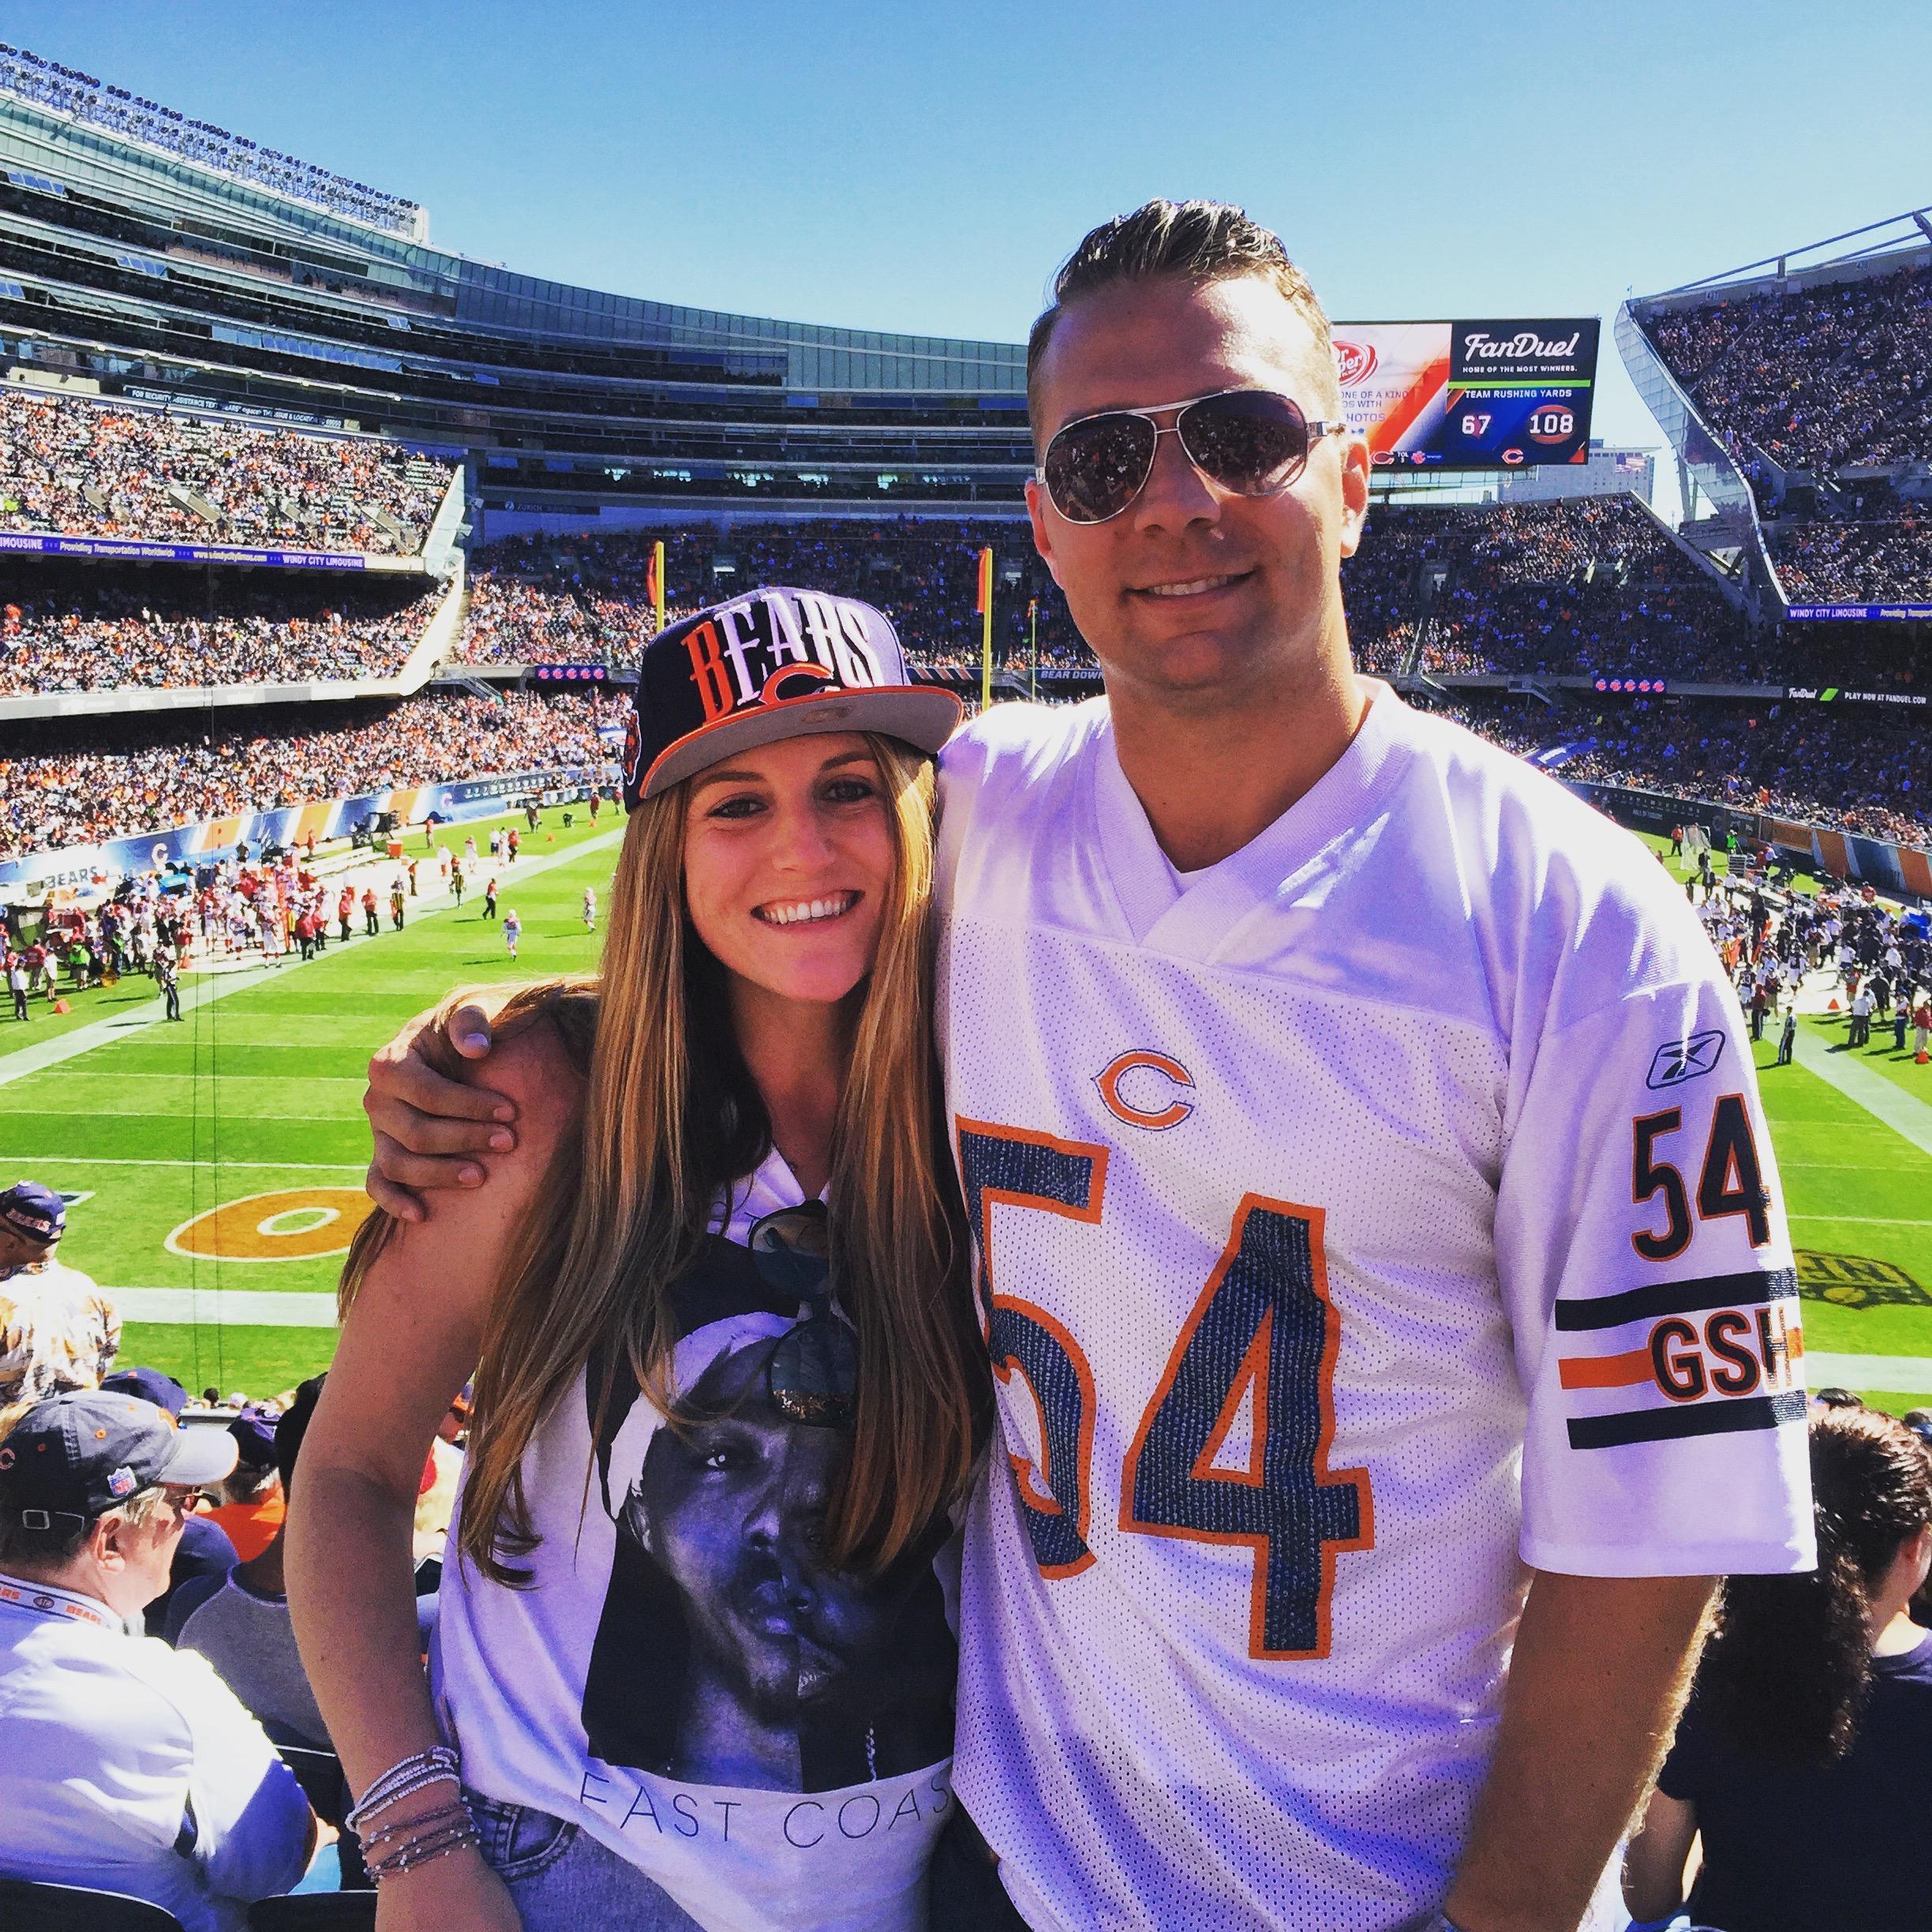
[227,1407,279,1471]
[0,1391,238,1530]
[621,586,960,806]
[101,1367,189,1417]
[0,1181,65,1246]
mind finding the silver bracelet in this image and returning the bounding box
[346,1743,462,1835]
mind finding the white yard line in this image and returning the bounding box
[112,1288,339,1327]
[25,1156,365,1170]
[1788,1020,1932,1163]
[1804,1354,1932,1395]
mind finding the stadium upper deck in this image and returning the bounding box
[1617,208,1932,611]
[0,58,1035,519]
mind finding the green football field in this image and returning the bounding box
[1,814,1928,1413]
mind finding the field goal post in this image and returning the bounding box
[1681,823,1713,859]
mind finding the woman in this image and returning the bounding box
[289,588,985,1931]
[1623,1405,1932,1932]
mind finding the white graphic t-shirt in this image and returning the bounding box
[432,1151,958,1932]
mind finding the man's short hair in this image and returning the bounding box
[1026,199,1340,438]
[0,1482,171,1568]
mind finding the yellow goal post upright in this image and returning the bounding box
[976,545,994,709]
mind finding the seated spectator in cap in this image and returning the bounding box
[0,1181,118,1406]
[0,1389,317,1928]
[166,1376,330,1750]
[1623,1406,1932,1932]
[204,1406,284,1562]
[103,1368,240,1638]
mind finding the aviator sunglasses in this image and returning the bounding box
[1036,388,1349,526]
[747,1201,856,1429]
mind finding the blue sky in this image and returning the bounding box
[10,2,1930,501]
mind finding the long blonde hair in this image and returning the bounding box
[343,733,984,1582]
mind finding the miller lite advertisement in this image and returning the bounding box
[1331,317,1599,469]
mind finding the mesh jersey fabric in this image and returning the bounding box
[932,687,1814,1932]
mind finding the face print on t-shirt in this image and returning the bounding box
[579,1241,956,1793]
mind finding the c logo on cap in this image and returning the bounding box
[759,661,836,706]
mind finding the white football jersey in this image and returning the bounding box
[934,686,1814,1932]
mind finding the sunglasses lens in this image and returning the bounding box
[1043,413,1158,523]
[769,1317,857,1427]
[748,1202,831,1301]
[1179,391,1312,495]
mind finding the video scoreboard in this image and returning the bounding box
[1332,318,1600,469]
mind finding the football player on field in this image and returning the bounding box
[359,203,1811,1932]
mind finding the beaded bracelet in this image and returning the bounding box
[346,1743,462,1837]
[366,1817,481,1883]
[359,1799,473,1853]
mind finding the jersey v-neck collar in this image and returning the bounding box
[1087,678,1412,960]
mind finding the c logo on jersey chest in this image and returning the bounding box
[1095,1050,1196,1131]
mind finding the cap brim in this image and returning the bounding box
[157,1422,240,1490]
[641,686,962,799]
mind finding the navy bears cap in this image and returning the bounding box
[621,586,961,806]
[0,1390,238,1530]
[0,1181,65,1245]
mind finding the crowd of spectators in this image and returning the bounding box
[0,689,616,859]
[463,511,1467,681]
[456,499,1931,698]
[1642,262,1932,476]
[460,520,1096,673]
[0,564,444,692]
[1423,688,1930,848]
[1772,514,1932,604]
[1425,496,1765,681]
[0,42,421,234]
[0,388,451,555]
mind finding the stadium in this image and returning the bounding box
[0,20,1929,1929]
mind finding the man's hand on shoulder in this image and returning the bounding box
[363,991,519,1222]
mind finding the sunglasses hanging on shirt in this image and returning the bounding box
[747,1201,856,1429]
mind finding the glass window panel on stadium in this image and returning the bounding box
[0,89,1043,519]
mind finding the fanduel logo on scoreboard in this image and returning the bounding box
[1449,318,1600,384]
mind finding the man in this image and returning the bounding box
[157,945,183,1022]
[167,1376,329,1750]
[1777,1005,1798,1067]
[101,1366,240,1638]
[0,1389,316,1926]
[0,1182,119,1407]
[364,203,1811,1932]
[203,1408,285,1563]
[1849,984,1873,1050]
[7,953,26,1022]
[361,885,379,938]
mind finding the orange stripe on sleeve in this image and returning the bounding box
[1558,1346,1653,1391]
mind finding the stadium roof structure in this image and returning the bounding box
[1634,205,1932,305]
[0,41,425,240]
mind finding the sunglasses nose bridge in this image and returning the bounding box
[1133,414,1230,525]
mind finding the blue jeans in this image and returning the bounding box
[464,1789,704,1930]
